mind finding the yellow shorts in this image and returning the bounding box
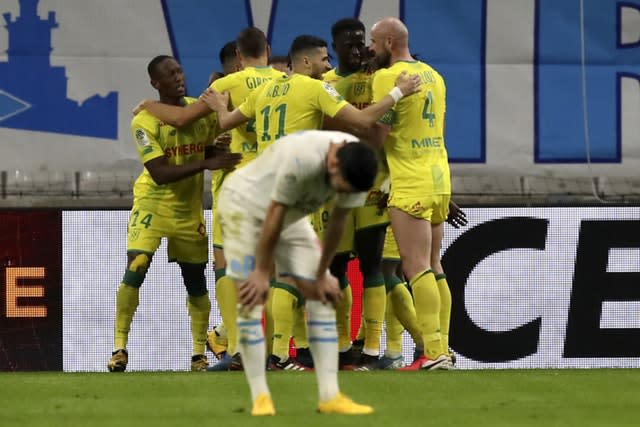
[211,169,231,249]
[382,225,400,261]
[387,193,450,224]
[309,201,354,255]
[126,205,208,264]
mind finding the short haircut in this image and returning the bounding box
[268,55,289,65]
[336,142,378,192]
[331,18,365,40]
[147,55,174,79]
[236,27,268,58]
[289,35,327,60]
[218,41,237,67]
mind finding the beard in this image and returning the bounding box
[373,50,391,69]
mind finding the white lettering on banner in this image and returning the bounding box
[62,208,640,371]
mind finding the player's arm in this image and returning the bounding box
[200,88,250,131]
[239,201,288,308]
[133,99,212,128]
[144,152,241,185]
[332,71,419,132]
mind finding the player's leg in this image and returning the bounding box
[171,216,211,371]
[389,203,447,370]
[330,253,356,368]
[212,213,239,360]
[108,207,160,372]
[218,190,274,415]
[292,299,314,368]
[431,196,454,363]
[382,226,423,358]
[353,221,386,369]
[267,279,310,370]
[275,220,372,414]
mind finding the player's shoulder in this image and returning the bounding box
[322,68,338,82]
[131,109,158,129]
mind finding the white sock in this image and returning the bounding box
[237,304,270,401]
[306,300,340,402]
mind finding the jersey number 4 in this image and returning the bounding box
[421,91,436,128]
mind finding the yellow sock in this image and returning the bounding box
[355,316,365,342]
[264,287,275,356]
[335,278,353,352]
[389,283,423,349]
[362,276,386,356]
[114,283,140,350]
[188,293,211,355]
[215,270,238,355]
[410,270,443,360]
[270,285,298,360]
[292,303,308,348]
[384,291,404,357]
[436,274,452,354]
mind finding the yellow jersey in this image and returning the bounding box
[131,97,218,218]
[210,66,284,166]
[323,68,372,110]
[238,73,349,153]
[372,60,450,197]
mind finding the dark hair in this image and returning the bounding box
[218,41,237,66]
[147,55,174,79]
[237,27,268,58]
[331,18,365,40]
[289,35,327,60]
[336,142,378,192]
[268,55,289,65]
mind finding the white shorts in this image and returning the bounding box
[217,187,321,282]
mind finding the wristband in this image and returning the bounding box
[388,86,403,103]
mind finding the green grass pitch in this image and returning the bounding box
[1,370,638,427]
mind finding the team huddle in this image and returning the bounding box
[107,16,467,416]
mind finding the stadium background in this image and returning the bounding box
[1,0,639,371]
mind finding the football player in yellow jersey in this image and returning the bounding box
[369,17,453,370]
[135,28,286,372]
[107,55,241,373]
[313,18,388,370]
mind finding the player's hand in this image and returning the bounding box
[377,193,389,210]
[238,269,271,309]
[132,99,155,116]
[200,88,230,112]
[447,200,468,229]
[203,152,241,170]
[395,71,422,96]
[214,132,232,147]
[315,271,343,305]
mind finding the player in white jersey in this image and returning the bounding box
[217,130,377,416]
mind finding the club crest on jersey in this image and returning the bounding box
[135,129,150,147]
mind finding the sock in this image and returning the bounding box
[306,300,339,402]
[410,270,443,360]
[334,278,352,352]
[114,283,140,350]
[187,293,211,355]
[264,287,275,357]
[436,274,452,354]
[361,275,386,356]
[355,321,365,343]
[270,286,297,360]
[384,291,404,358]
[389,283,423,348]
[237,304,270,401]
[292,303,309,348]
[215,270,238,355]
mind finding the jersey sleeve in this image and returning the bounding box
[335,191,367,209]
[271,150,312,206]
[371,70,397,125]
[237,85,259,119]
[131,115,164,164]
[315,81,349,118]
